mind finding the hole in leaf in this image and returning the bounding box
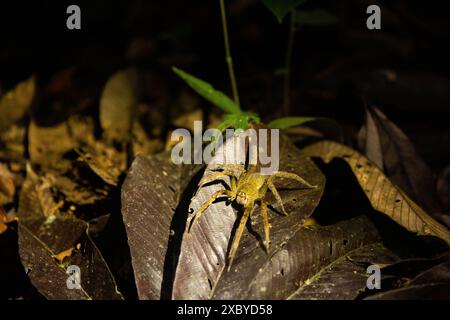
[208,278,213,290]
[281,268,285,276]
[343,239,348,246]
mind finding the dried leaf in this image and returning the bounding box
[0,163,15,205]
[131,121,163,156]
[0,206,18,235]
[100,68,139,142]
[0,76,35,133]
[302,141,450,245]
[122,153,202,299]
[18,219,123,300]
[289,243,399,300]
[50,174,107,206]
[68,115,96,147]
[28,121,75,170]
[19,164,62,219]
[76,142,126,186]
[172,134,326,299]
[0,125,26,162]
[358,106,442,220]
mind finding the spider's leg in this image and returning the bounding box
[267,178,288,216]
[198,171,235,190]
[188,189,230,232]
[261,199,271,253]
[273,171,317,188]
[227,204,253,271]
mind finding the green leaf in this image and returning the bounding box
[223,112,261,132]
[172,67,241,114]
[261,0,307,23]
[295,10,338,26]
[268,116,320,129]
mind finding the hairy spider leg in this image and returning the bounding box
[197,170,237,190]
[272,171,316,188]
[267,178,288,216]
[227,204,254,271]
[260,200,271,252]
[188,189,233,232]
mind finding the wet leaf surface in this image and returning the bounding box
[122,153,202,299]
[302,140,450,245]
[172,134,326,299]
[17,165,123,299]
[290,243,399,300]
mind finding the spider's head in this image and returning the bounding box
[236,191,249,206]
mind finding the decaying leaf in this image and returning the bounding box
[122,152,202,299]
[131,121,163,156]
[50,173,108,206]
[68,115,96,147]
[76,142,126,186]
[210,216,380,299]
[19,164,63,218]
[0,206,18,235]
[0,124,26,162]
[365,258,450,300]
[28,121,75,170]
[302,140,450,245]
[18,163,123,300]
[0,76,35,133]
[0,163,15,205]
[172,134,326,299]
[100,68,139,142]
[358,106,443,221]
[289,242,399,300]
[18,219,123,300]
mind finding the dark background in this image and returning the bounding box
[1,0,449,168]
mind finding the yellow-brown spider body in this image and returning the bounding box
[188,164,316,271]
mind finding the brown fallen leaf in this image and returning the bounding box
[0,206,18,235]
[0,163,15,205]
[0,76,35,133]
[100,68,139,143]
[28,120,75,171]
[172,133,326,299]
[0,125,26,162]
[131,121,163,156]
[358,106,443,222]
[19,164,63,219]
[68,115,96,147]
[302,140,450,245]
[76,142,126,186]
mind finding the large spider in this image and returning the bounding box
[188,163,317,271]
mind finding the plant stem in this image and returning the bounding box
[283,10,297,116]
[220,0,240,108]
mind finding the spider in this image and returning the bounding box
[188,163,317,271]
